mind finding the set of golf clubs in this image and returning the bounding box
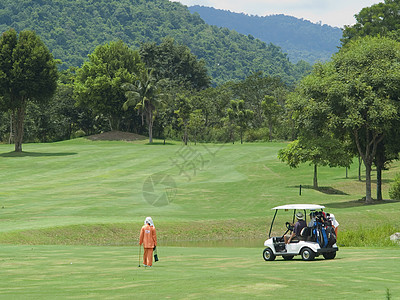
[138,246,159,267]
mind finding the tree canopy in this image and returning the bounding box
[342,0,400,44]
[288,36,400,203]
[74,40,143,131]
[0,29,58,151]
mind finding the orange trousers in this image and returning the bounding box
[143,248,153,266]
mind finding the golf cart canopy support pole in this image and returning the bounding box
[268,209,278,238]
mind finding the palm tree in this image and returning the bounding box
[122,68,163,143]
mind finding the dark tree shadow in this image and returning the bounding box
[324,198,400,208]
[0,151,77,157]
[292,185,349,195]
[145,142,175,145]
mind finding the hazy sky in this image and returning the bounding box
[170,0,382,28]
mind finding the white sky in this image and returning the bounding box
[170,0,382,28]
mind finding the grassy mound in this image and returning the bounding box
[85,131,147,141]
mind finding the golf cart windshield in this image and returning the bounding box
[268,204,325,238]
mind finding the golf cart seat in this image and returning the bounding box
[300,227,316,242]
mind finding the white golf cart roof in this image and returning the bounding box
[272,204,325,210]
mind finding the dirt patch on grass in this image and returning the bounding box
[86,131,146,141]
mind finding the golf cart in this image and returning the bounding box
[263,204,338,261]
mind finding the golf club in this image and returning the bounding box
[138,244,141,267]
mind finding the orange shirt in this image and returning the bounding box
[139,224,157,249]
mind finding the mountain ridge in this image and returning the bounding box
[188,5,343,64]
[0,0,310,84]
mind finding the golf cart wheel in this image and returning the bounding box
[263,248,276,261]
[300,247,315,261]
[282,255,294,260]
[323,251,336,260]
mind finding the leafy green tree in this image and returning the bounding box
[261,95,283,141]
[0,29,58,152]
[278,136,352,188]
[233,72,287,128]
[341,0,400,200]
[122,68,164,143]
[292,36,400,203]
[342,0,400,44]
[227,100,254,144]
[74,40,143,131]
[174,94,192,145]
[140,38,211,90]
[188,109,204,145]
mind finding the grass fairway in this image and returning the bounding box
[1,138,400,298]
[0,245,399,299]
[1,138,399,237]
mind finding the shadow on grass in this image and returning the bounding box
[145,142,175,146]
[294,185,349,195]
[0,151,77,157]
[324,199,400,208]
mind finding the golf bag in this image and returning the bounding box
[313,212,328,248]
[325,216,337,247]
[312,212,336,248]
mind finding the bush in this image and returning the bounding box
[338,224,399,247]
[72,129,86,138]
[245,128,269,142]
[389,173,400,200]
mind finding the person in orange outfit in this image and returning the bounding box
[139,217,157,267]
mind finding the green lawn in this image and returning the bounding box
[1,138,399,298]
[0,138,399,243]
[0,245,399,299]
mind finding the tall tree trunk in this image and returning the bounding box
[9,112,13,144]
[365,163,373,204]
[268,123,272,141]
[148,109,153,144]
[184,124,188,145]
[354,130,382,204]
[376,165,382,201]
[313,164,318,189]
[13,100,26,152]
[358,156,362,181]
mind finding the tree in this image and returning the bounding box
[278,136,352,189]
[341,0,400,200]
[293,37,400,203]
[0,29,58,152]
[334,37,400,203]
[227,100,254,144]
[122,68,164,143]
[174,94,192,145]
[140,37,211,90]
[342,0,400,44]
[261,95,283,141]
[74,40,143,131]
[188,109,204,145]
[233,72,287,128]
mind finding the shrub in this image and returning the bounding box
[72,129,86,138]
[338,224,399,247]
[245,128,269,142]
[389,173,400,200]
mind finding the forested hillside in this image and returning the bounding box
[0,0,310,85]
[188,5,342,64]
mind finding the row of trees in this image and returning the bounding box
[0,30,291,151]
[279,0,400,203]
